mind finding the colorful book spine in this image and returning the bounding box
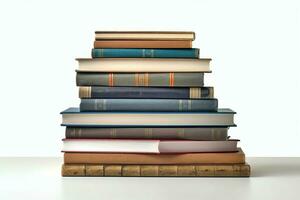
[76,72,204,87]
[79,99,218,112]
[79,86,213,99]
[62,164,250,177]
[65,127,228,140]
[92,48,199,58]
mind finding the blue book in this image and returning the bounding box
[92,48,199,58]
[60,108,236,127]
[80,99,218,112]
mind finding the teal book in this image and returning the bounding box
[92,48,199,58]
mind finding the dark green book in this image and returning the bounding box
[76,72,204,87]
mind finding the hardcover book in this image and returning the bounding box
[76,58,211,73]
[94,40,192,49]
[62,139,239,153]
[92,48,199,58]
[79,98,218,112]
[62,163,250,177]
[64,148,245,164]
[61,107,236,127]
[79,86,213,99]
[95,31,195,40]
[65,127,228,140]
[76,72,205,87]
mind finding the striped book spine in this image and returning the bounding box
[76,72,204,87]
[62,164,251,177]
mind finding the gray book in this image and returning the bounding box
[76,72,204,87]
[65,127,228,140]
[80,99,218,112]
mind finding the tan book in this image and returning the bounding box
[94,40,192,49]
[61,163,250,177]
[64,148,245,164]
[95,31,195,40]
[76,58,211,73]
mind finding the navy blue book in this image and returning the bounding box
[80,99,218,112]
[61,107,236,127]
[79,86,214,99]
[92,48,199,58]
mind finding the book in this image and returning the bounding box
[92,48,199,58]
[61,108,236,127]
[79,86,213,99]
[76,72,204,87]
[80,99,218,112]
[62,163,250,177]
[65,127,228,140]
[62,139,238,153]
[76,58,211,73]
[64,148,245,164]
[95,31,195,40]
[94,40,191,49]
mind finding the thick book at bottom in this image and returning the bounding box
[62,163,250,177]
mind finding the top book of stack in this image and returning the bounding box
[94,31,195,48]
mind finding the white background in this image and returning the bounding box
[0,0,299,157]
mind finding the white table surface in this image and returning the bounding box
[1,157,300,200]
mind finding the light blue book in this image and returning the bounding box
[92,48,199,58]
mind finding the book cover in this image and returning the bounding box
[62,163,250,177]
[76,58,211,73]
[79,86,213,99]
[79,99,218,112]
[63,148,245,164]
[61,107,236,127]
[92,48,199,58]
[76,72,204,87]
[94,40,192,49]
[65,127,228,140]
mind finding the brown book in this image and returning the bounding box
[64,148,245,164]
[61,163,250,177]
[95,31,195,40]
[94,40,192,49]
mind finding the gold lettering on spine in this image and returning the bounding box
[79,87,91,98]
[135,73,139,86]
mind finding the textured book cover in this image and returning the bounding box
[92,48,199,58]
[64,148,245,164]
[79,86,213,99]
[79,99,218,112]
[65,127,228,140]
[76,72,204,87]
[62,163,250,177]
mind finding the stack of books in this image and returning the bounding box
[61,31,250,177]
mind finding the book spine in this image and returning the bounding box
[92,48,199,58]
[76,72,204,87]
[62,164,250,177]
[79,99,218,112]
[65,127,228,140]
[93,40,192,48]
[79,86,214,99]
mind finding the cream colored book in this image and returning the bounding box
[95,31,195,41]
[76,58,211,72]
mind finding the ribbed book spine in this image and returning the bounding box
[76,72,204,87]
[79,99,218,112]
[79,86,213,99]
[65,127,228,140]
[62,164,250,177]
[92,48,199,58]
